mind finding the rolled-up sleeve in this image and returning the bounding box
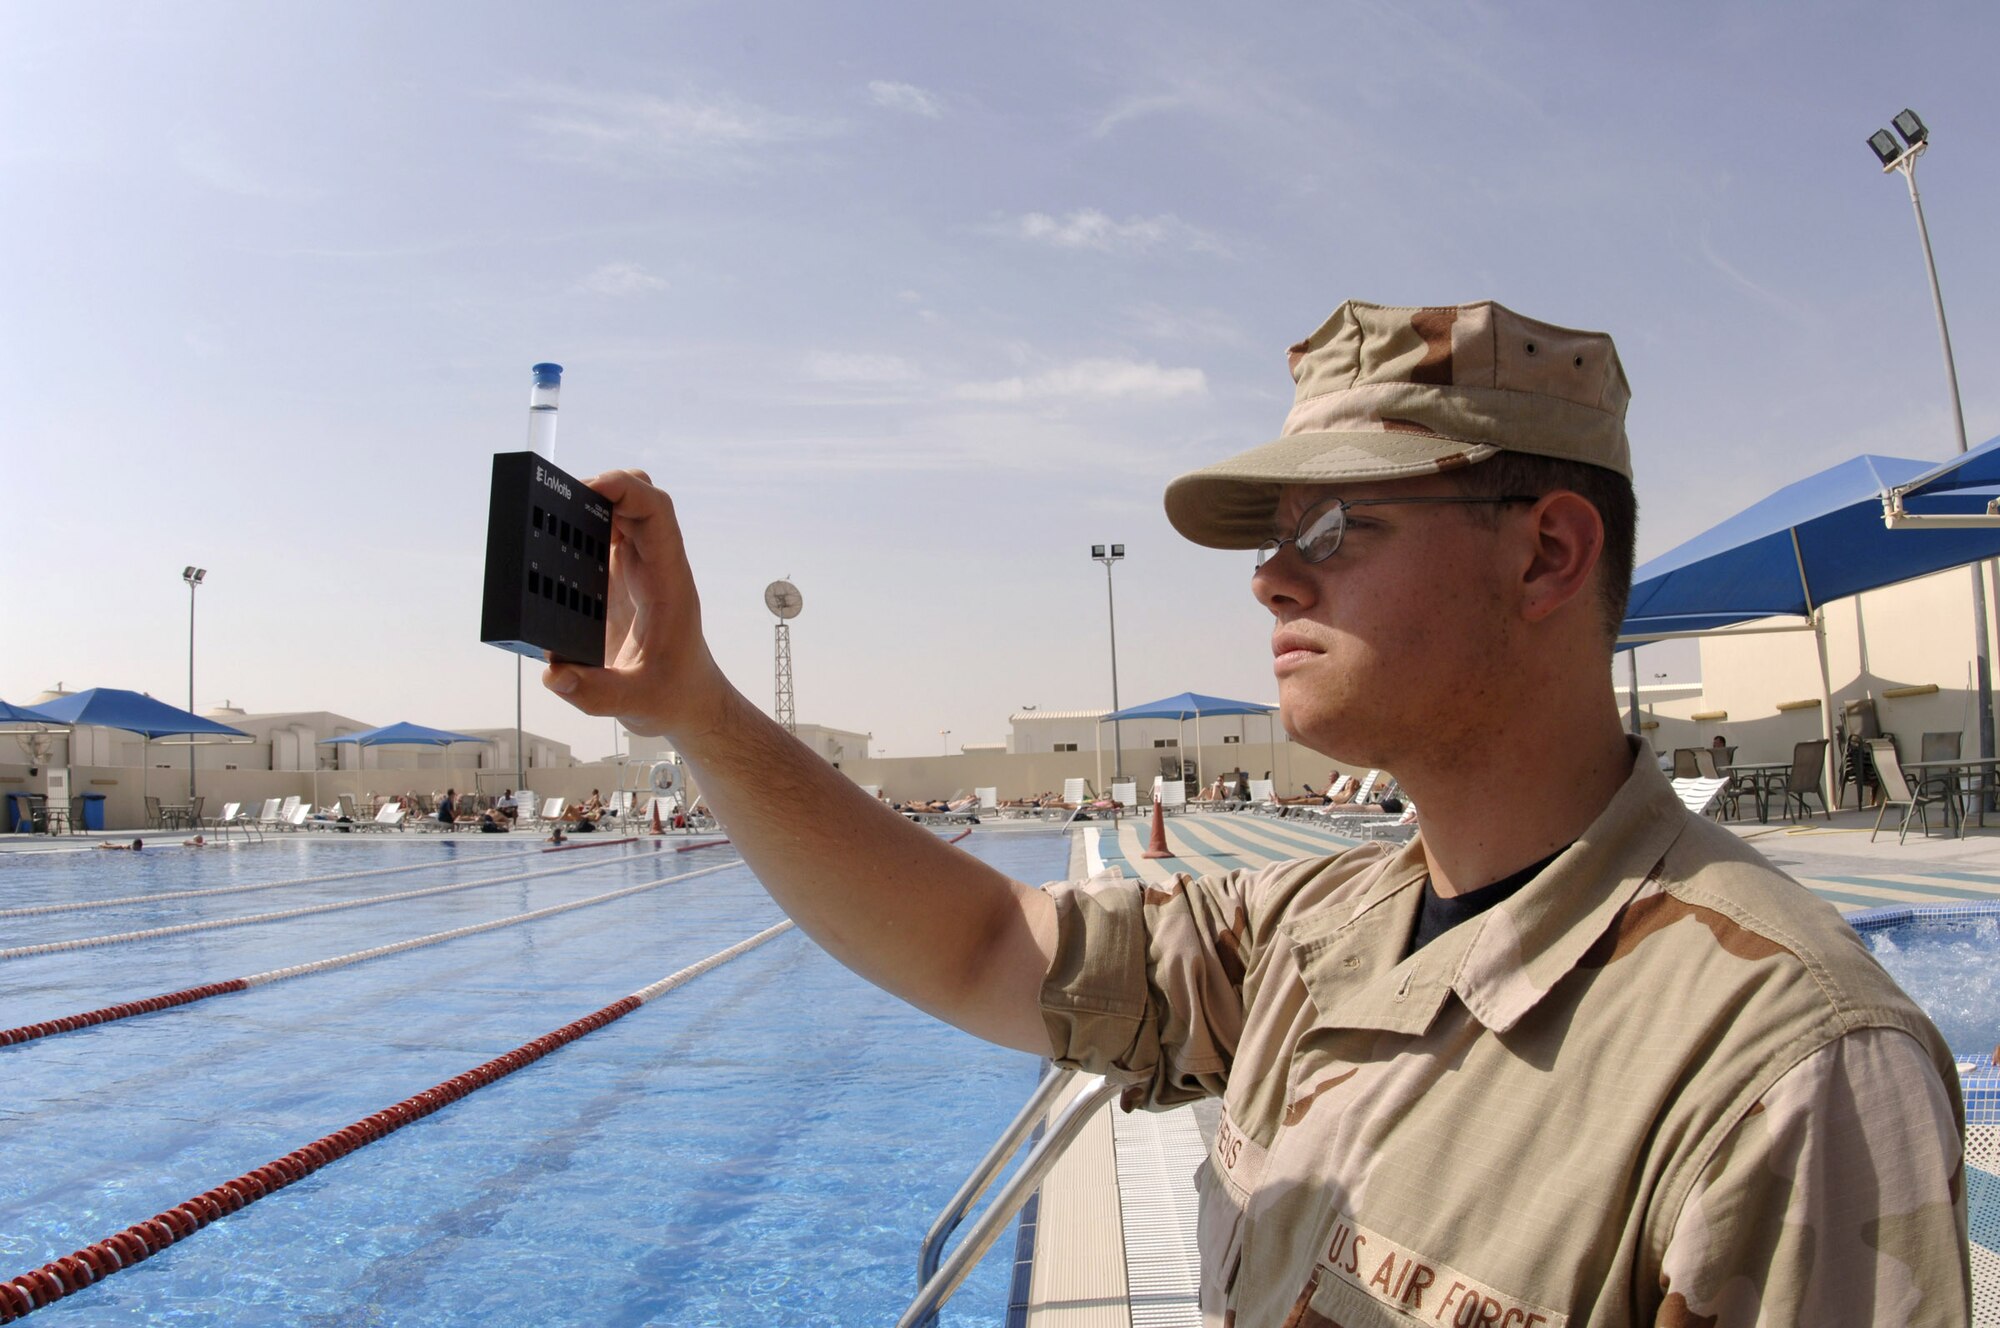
[1038,865,1267,1110]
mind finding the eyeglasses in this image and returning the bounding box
[1254,494,1539,568]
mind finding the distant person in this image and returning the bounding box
[182,834,206,848]
[496,789,519,823]
[546,826,566,845]
[478,808,507,833]
[99,838,143,851]
[436,788,456,825]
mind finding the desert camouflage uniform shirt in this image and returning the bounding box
[1039,745,1969,1326]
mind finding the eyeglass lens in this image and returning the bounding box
[1256,500,1347,567]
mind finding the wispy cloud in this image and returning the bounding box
[995,208,1228,257]
[951,357,1207,403]
[518,83,832,172]
[802,350,921,385]
[573,261,668,296]
[868,80,944,119]
[1694,223,1815,332]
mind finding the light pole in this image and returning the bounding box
[1091,544,1125,780]
[941,730,951,755]
[182,566,206,803]
[1868,108,1994,804]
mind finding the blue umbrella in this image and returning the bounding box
[1098,691,1278,790]
[33,688,252,817]
[1620,446,2000,797]
[0,700,66,727]
[319,722,486,813]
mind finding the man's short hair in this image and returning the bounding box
[1449,451,1637,641]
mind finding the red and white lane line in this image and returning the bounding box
[0,852,746,1047]
[0,841,731,962]
[0,920,795,1323]
[0,838,639,920]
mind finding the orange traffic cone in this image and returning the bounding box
[1142,797,1173,859]
[649,798,664,836]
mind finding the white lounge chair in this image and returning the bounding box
[1109,781,1138,818]
[1670,776,1730,821]
[357,803,407,832]
[974,788,1000,818]
[540,797,566,825]
[1150,776,1188,815]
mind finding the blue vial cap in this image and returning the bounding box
[531,363,564,387]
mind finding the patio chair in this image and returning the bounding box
[253,797,284,830]
[1915,731,1964,811]
[1151,776,1188,816]
[1776,739,1831,822]
[1672,749,1701,779]
[1868,737,1951,844]
[540,796,567,824]
[974,788,1000,818]
[1109,780,1138,818]
[1692,749,1720,779]
[358,803,407,832]
[144,796,164,830]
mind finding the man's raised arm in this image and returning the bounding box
[541,469,1058,1055]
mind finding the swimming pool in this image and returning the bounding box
[0,832,1056,1324]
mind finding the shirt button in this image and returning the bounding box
[1342,955,1361,970]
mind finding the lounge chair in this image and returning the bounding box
[251,798,284,831]
[1108,781,1138,818]
[1150,776,1188,816]
[974,788,1001,818]
[356,803,407,832]
[1670,775,1730,819]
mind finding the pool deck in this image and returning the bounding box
[1021,805,2000,1327]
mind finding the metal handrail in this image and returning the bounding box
[916,1065,1076,1289]
[898,1068,1122,1328]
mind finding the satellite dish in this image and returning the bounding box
[764,580,803,620]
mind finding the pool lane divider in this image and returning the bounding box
[0,837,633,921]
[0,851,745,1048]
[0,918,795,1323]
[0,840,730,962]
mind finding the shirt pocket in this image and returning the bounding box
[1192,1154,1249,1322]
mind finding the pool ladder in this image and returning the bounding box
[898,1064,1124,1328]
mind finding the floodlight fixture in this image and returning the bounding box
[1893,108,1928,147]
[182,566,206,585]
[1867,128,1903,168]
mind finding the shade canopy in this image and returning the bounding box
[1620,449,2000,643]
[319,721,484,747]
[32,688,251,740]
[0,700,66,727]
[1098,691,1276,722]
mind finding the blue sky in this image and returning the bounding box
[7,2,2000,759]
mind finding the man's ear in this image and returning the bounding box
[1518,491,1604,625]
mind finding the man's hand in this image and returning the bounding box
[540,469,730,740]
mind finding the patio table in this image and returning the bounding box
[1722,761,1793,824]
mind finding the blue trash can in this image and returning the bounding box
[80,793,106,831]
[4,793,30,833]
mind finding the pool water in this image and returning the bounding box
[0,832,1057,1325]
[1859,909,2000,1061]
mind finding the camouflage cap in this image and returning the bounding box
[1164,300,1632,548]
